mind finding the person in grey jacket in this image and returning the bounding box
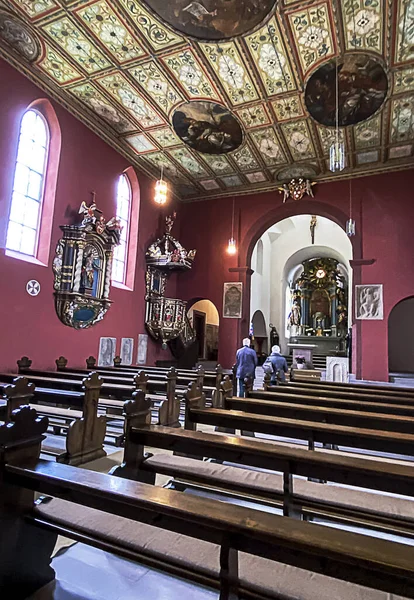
[267,345,288,384]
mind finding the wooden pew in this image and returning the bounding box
[0,375,107,465]
[184,382,414,459]
[3,402,414,600]
[281,377,414,398]
[111,391,414,536]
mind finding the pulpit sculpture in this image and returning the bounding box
[53,196,121,329]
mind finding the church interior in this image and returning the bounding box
[1,0,414,598]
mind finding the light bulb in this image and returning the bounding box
[154,179,168,205]
[227,237,237,255]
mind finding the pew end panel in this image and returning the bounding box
[57,372,107,466]
[184,382,207,431]
[109,390,155,484]
[0,403,57,598]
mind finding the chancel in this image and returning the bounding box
[0,0,414,599]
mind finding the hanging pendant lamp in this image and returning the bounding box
[329,56,345,173]
[154,166,168,205]
[346,178,356,236]
[227,197,237,255]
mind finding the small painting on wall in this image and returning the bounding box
[98,337,117,366]
[355,284,383,320]
[223,282,243,318]
[137,333,148,364]
[120,337,134,365]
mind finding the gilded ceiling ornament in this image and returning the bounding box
[140,0,276,41]
[278,178,315,202]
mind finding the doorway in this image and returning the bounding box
[388,297,414,374]
[193,310,206,359]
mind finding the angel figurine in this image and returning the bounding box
[79,200,97,225]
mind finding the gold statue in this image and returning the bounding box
[278,178,316,202]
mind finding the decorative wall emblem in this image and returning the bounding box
[53,198,121,329]
[172,101,243,154]
[278,178,315,202]
[355,284,383,320]
[26,280,40,296]
[305,54,388,127]
[141,0,276,40]
[0,11,39,62]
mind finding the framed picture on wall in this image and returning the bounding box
[98,337,116,366]
[137,333,148,364]
[355,284,383,320]
[223,282,243,319]
[120,337,134,365]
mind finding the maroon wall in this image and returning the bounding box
[0,59,176,371]
[178,171,414,381]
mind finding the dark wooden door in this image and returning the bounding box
[193,310,206,359]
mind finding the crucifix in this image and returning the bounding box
[310,215,317,244]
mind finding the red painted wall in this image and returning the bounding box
[0,59,176,371]
[178,171,414,381]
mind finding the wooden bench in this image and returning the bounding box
[281,378,414,398]
[0,375,107,465]
[3,401,414,600]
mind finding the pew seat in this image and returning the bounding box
[35,497,408,600]
[141,453,414,529]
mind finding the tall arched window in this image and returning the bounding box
[112,173,132,285]
[6,109,49,257]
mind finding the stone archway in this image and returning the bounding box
[187,298,220,363]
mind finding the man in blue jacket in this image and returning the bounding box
[235,338,257,397]
[268,345,288,384]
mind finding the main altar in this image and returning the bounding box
[288,258,348,356]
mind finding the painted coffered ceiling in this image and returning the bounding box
[0,0,413,201]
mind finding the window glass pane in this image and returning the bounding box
[6,221,22,251]
[27,170,42,201]
[23,198,40,228]
[9,192,26,224]
[13,163,30,196]
[6,109,49,258]
[112,174,131,284]
[20,226,36,255]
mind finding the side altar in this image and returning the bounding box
[288,258,348,356]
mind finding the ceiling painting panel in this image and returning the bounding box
[234,104,271,129]
[0,0,412,201]
[97,72,165,128]
[37,42,83,84]
[199,41,259,105]
[41,16,111,73]
[394,0,414,65]
[390,96,414,143]
[149,127,181,148]
[200,154,234,175]
[245,16,296,96]
[354,114,382,149]
[117,0,184,51]
[250,127,287,165]
[272,94,304,122]
[168,147,209,178]
[286,2,335,76]
[128,60,183,116]
[162,48,221,101]
[69,81,136,133]
[9,0,58,20]
[125,133,157,154]
[74,0,146,65]
[340,0,384,54]
[281,119,316,160]
[393,67,414,94]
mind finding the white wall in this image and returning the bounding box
[188,299,219,325]
[250,215,353,354]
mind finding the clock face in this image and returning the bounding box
[316,269,326,279]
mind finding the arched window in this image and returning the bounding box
[112,173,132,285]
[6,109,49,257]
[256,239,264,275]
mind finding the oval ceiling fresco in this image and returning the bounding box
[172,101,243,154]
[305,54,388,127]
[141,0,277,41]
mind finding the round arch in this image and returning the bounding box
[388,296,414,374]
[187,298,220,362]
